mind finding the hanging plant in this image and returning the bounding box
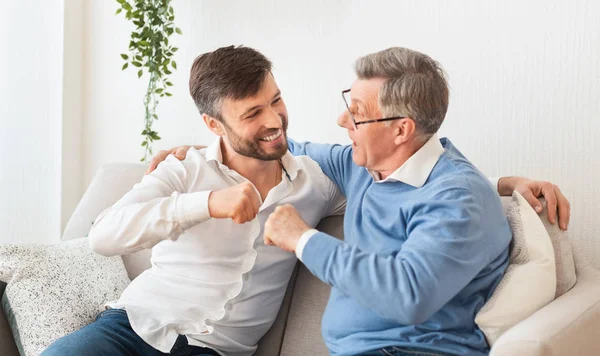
[115,0,182,162]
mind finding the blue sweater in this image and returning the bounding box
[288,138,511,356]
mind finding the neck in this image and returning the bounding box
[373,138,426,180]
[220,140,281,186]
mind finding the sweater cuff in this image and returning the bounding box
[296,229,319,261]
[176,190,212,230]
[301,232,344,281]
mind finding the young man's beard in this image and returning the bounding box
[223,116,289,161]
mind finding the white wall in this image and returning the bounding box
[0,1,65,243]
[77,0,600,266]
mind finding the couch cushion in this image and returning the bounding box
[499,196,576,298]
[476,192,556,346]
[62,163,150,280]
[279,215,344,355]
[0,238,130,355]
[62,163,146,241]
[255,264,299,356]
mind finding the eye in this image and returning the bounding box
[272,97,281,104]
[247,110,260,119]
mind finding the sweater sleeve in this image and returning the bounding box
[287,138,354,195]
[300,187,510,325]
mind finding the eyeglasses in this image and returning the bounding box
[342,89,406,130]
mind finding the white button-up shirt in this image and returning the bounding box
[88,138,345,355]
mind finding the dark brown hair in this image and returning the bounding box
[189,45,272,121]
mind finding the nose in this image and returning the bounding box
[264,106,283,128]
[337,110,354,130]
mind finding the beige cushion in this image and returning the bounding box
[499,196,576,298]
[62,163,146,241]
[62,163,150,280]
[538,202,576,298]
[476,191,556,346]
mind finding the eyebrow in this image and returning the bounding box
[239,90,282,118]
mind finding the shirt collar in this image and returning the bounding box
[205,137,301,181]
[370,133,444,187]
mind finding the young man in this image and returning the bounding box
[43,46,346,356]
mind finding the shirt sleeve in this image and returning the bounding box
[488,177,500,193]
[299,187,511,325]
[88,153,213,256]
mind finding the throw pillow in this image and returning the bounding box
[475,191,556,346]
[0,238,130,355]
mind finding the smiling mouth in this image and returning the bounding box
[259,129,282,142]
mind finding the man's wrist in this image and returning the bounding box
[497,176,517,196]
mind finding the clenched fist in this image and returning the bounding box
[264,204,311,253]
[208,182,261,224]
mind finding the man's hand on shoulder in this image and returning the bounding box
[146,145,206,174]
[498,176,571,230]
[208,182,261,224]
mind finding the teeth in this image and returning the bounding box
[260,130,281,142]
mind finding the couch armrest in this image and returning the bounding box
[0,283,20,356]
[491,267,600,356]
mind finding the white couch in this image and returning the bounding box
[2,162,600,355]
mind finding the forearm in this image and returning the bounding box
[88,191,211,256]
[301,232,446,325]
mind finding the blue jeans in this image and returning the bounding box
[41,309,219,356]
[357,346,456,356]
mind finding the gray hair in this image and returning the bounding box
[354,47,449,138]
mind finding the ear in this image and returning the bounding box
[203,114,225,136]
[393,118,417,145]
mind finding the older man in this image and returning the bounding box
[148,47,570,356]
[263,47,510,356]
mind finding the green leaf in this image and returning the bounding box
[166,81,173,86]
[171,61,177,69]
[165,92,172,97]
[139,40,149,46]
[138,69,143,78]
[132,61,142,67]
[141,141,147,146]
[120,53,128,60]
[140,157,145,162]
[172,47,179,52]
[175,27,182,35]
[115,8,122,14]
[155,88,164,94]
[122,62,128,70]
